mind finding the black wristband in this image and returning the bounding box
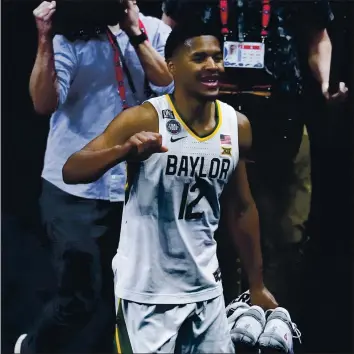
[129,32,148,47]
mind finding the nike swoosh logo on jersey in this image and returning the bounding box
[170,136,187,143]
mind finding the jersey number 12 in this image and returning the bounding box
[178,178,214,220]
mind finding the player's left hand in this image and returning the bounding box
[321,81,348,103]
[250,285,278,310]
[119,0,141,37]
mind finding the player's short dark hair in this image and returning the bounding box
[165,22,221,60]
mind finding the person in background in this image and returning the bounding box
[14,1,173,353]
[161,0,347,306]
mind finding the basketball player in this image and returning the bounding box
[62,24,277,353]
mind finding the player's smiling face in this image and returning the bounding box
[170,35,224,100]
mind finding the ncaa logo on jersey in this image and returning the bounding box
[220,134,232,156]
[166,119,181,135]
[162,109,175,119]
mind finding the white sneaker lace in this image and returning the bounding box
[265,309,302,344]
[291,323,302,344]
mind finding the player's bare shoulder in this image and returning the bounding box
[214,100,252,151]
[133,101,159,133]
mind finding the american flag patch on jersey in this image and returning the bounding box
[220,134,232,145]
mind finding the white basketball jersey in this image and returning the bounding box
[113,94,239,304]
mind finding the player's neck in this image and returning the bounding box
[173,90,213,125]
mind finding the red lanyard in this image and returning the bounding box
[261,0,271,39]
[220,0,229,37]
[219,0,271,41]
[106,20,148,110]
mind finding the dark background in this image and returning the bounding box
[2,1,353,353]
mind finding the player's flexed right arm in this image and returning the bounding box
[62,103,167,185]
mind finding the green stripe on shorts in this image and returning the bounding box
[114,299,133,354]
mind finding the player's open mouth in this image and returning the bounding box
[200,76,219,88]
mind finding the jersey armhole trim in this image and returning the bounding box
[142,100,161,134]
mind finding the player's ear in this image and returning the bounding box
[166,59,176,76]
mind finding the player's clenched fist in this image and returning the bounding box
[33,1,56,35]
[122,132,168,160]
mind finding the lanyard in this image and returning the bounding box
[261,0,271,40]
[106,20,148,110]
[220,0,229,37]
[219,0,271,42]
